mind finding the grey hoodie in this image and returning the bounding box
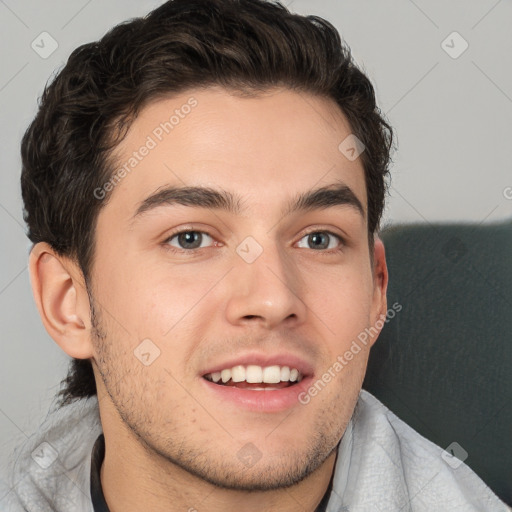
[2,390,509,511]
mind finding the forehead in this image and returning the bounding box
[102,86,367,222]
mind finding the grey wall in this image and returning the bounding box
[1,0,511,497]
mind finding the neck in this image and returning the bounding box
[100,436,337,512]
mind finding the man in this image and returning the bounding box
[5,0,508,510]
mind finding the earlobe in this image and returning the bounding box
[28,242,94,359]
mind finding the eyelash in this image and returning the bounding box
[162,228,345,255]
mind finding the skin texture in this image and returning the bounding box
[29,86,388,512]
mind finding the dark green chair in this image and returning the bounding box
[363,219,512,506]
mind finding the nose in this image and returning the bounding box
[224,240,308,329]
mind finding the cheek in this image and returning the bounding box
[96,253,216,338]
[304,264,374,340]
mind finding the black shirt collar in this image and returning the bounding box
[90,434,110,512]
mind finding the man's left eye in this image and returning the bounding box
[166,231,215,250]
[296,231,343,250]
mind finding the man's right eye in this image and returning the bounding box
[164,230,216,251]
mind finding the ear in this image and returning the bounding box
[28,242,94,359]
[368,236,388,347]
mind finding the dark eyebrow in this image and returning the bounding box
[132,186,242,220]
[131,183,365,222]
[283,184,365,219]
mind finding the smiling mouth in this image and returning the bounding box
[203,364,304,390]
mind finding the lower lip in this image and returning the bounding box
[200,375,314,413]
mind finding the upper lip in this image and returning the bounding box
[200,351,315,377]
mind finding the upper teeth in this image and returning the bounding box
[205,365,302,384]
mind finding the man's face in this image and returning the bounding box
[88,86,387,490]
